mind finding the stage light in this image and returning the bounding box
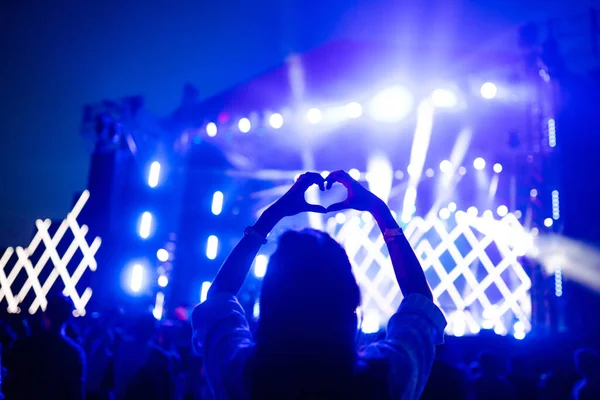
[211,191,224,215]
[253,301,260,319]
[206,235,219,260]
[348,168,360,180]
[361,311,380,334]
[206,122,217,137]
[497,205,508,217]
[139,212,153,239]
[254,254,268,278]
[345,102,363,119]
[494,324,507,336]
[513,330,525,340]
[368,85,413,122]
[425,168,434,178]
[307,108,322,124]
[493,163,503,173]
[153,292,164,320]
[439,160,452,173]
[552,190,560,220]
[483,210,493,219]
[200,281,211,303]
[238,118,251,133]
[406,164,417,176]
[531,227,539,236]
[448,202,457,212]
[544,218,553,227]
[394,170,404,180]
[514,210,522,219]
[513,320,525,332]
[480,82,498,99]
[269,113,283,129]
[130,263,144,293]
[467,206,478,217]
[554,267,563,297]
[335,213,347,224]
[473,157,486,170]
[156,248,169,262]
[548,119,556,148]
[148,161,161,188]
[431,89,457,108]
[294,173,301,181]
[458,166,467,176]
[439,208,450,220]
[157,275,168,287]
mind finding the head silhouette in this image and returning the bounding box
[574,348,599,379]
[44,293,74,332]
[252,229,361,398]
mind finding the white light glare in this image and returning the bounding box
[206,235,219,260]
[200,281,211,303]
[467,206,479,217]
[348,168,361,180]
[552,190,560,220]
[548,119,556,148]
[554,267,563,297]
[307,108,322,124]
[480,82,498,99]
[345,102,363,119]
[148,161,161,188]
[156,248,169,262]
[157,275,168,287]
[238,118,251,133]
[473,157,486,170]
[254,254,268,278]
[269,113,284,129]
[206,122,217,137]
[448,202,457,212]
[439,160,452,173]
[513,321,525,332]
[493,163,503,173]
[368,85,413,122]
[335,213,347,224]
[544,218,554,228]
[514,330,526,340]
[130,264,144,293]
[211,191,224,215]
[431,89,457,108]
[497,205,508,217]
[530,189,538,198]
[439,208,451,220]
[361,311,380,334]
[153,292,164,320]
[253,301,260,319]
[139,212,153,239]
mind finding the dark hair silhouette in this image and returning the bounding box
[251,229,362,398]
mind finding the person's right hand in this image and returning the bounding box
[324,170,385,213]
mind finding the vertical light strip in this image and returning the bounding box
[148,161,161,188]
[153,292,164,319]
[552,190,560,220]
[206,235,219,260]
[130,264,144,293]
[139,212,152,239]
[211,191,224,215]
[200,281,212,303]
[548,119,556,148]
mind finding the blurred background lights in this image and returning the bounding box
[148,161,161,188]
[483,210,493,219]
[448,202,457,212]
[544,218,554,227]
[335,212,346,224]
[345,102,363,118]
[480,82,498,99]
[425,168,434,178]
[361,311,380,334]
[467,206,479,217]
[206,122,217,137]
[439,208,451,220]
[157,275,168,287]
[156,248,169,262]
[306,108,322,124]
[473,157,486,170]
[548,118,556,148]
[368,85,413,122]
[211,191,224,215]
[497,205,508,217]
[530,188,538,197]
[514,330,526,340]
[254,254,268,278]
[238,117,251,133]
[348,168,360,180]
[269,113,283,129]
[206,235,219,260]
[130,264,144,293]
[320,170,330,178]
[139,212,153,239]
[253,301,260,319]
[493,163,503,173]
[431,89,457,108]
[458,166,467,175]
[200,281,211,303]
[439,160,452,173]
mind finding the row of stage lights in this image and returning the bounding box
[195,82,500,137]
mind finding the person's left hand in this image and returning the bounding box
[269,172,327,218]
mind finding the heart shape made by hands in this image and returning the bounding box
[304,181,348,211]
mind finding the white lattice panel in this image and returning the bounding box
[0,191,101,315]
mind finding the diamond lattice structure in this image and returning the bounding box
[0,191,101,315]
[325,210,532,336]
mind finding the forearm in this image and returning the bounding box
[371,203,433,301]
[208,207,280,298]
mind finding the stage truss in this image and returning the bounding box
[325,209,533,336]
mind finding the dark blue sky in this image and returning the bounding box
[0,0,592,247]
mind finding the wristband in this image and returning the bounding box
[244,226,268,244]
[383,228,404,242]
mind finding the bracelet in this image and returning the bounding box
[383,227,404,243]
[244,226,268,244]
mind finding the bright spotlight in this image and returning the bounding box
[200,281,211,303]
[530,189,538,198]
[544,218,554,228]
[211,191,224,215]
[368,85,413,122]
[206,235,219,260]
[139,212,153,239]
[431,89,457,108]
[206,122,217,137]
[157,275,168,287]
[307,108,322,124]
[483,210,494,219]
[493,163,503,173]
[269,113,283,129]
[467,206,478,217]
[253,301,260,319]
[448,202,457,212]
[406,164,417,176]
[130,264,144,293]
[153,292,164,320]
[148,161,161,188]
[361,311,380,334]
[156,248,169,262]
[348,168,360,180]
[238,118,251,133]
[254,254,268,278]
[473,157,486,170]
[458,166,467,176]
[345,102,363,119]
[513,330,526,340]
[497,205,508,217]
[439,208,451,220]
[480,82,498,99]
[335,213,347,224]
[439,160,452,173]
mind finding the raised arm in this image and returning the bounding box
[208,172,327,298]
[325,170,432,300]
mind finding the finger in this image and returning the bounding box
[325,170,352,190]
[326,201,350,212]
[304,204,327,213]
[298,172,325,191]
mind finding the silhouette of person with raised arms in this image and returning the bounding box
[192,171,447,399]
